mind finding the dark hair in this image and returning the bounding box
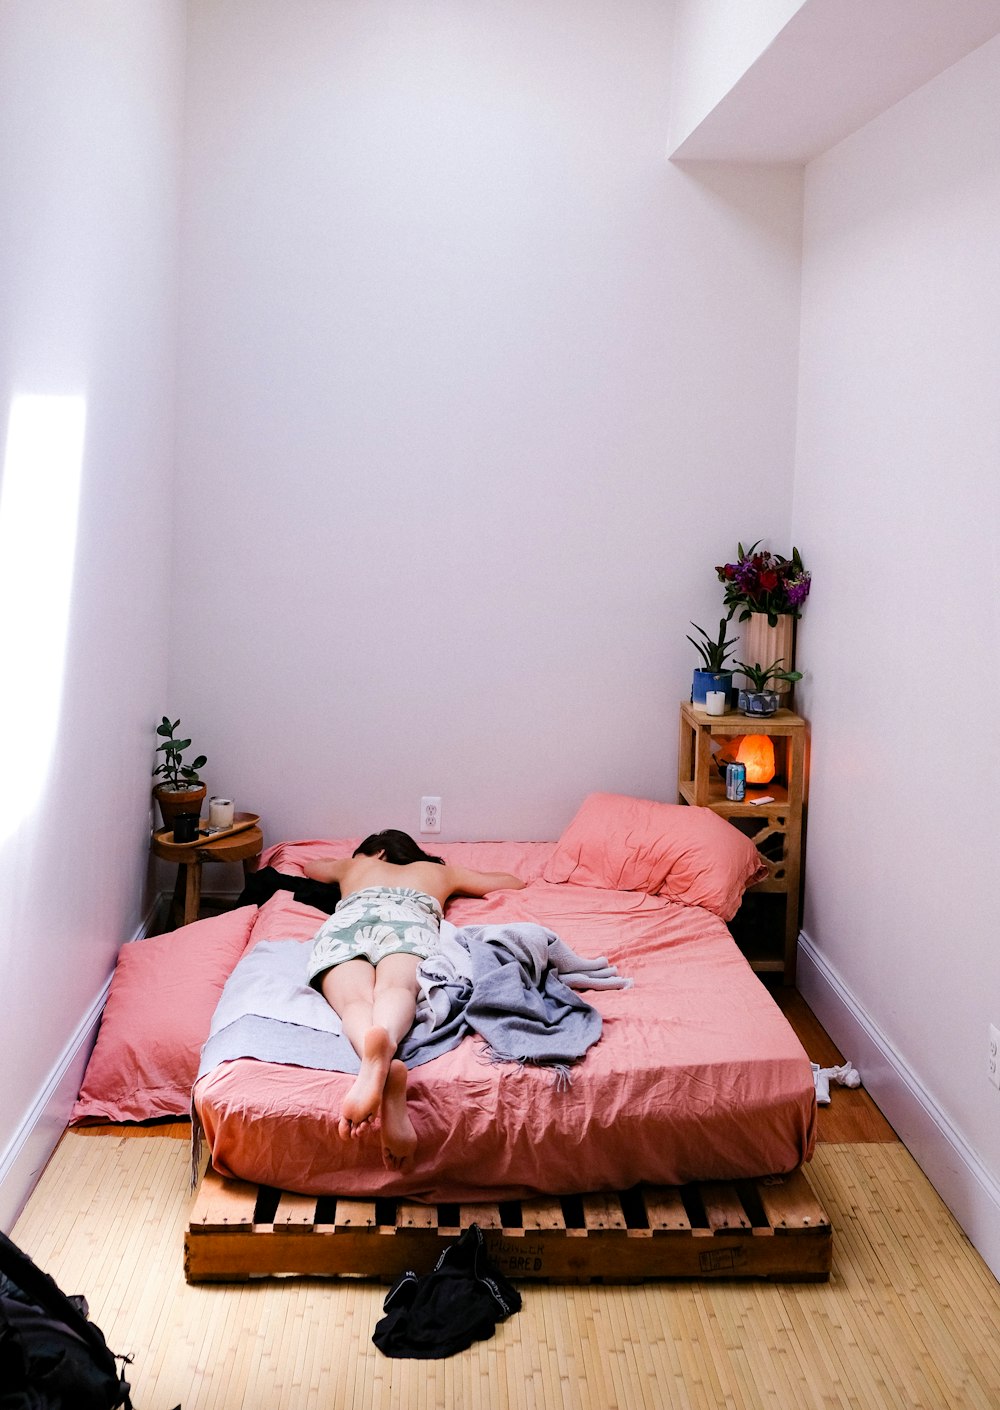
[353,829,445,866]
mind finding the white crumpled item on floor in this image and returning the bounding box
[811,1060,861,1106]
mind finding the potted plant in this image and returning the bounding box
[687,619,740,707]
[152,716,208,830]
[734,659,803,717]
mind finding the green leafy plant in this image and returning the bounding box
[734,659,803,692]
[152,716,207,790]
[687,619,740,672]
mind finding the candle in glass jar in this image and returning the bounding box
[209,797,235,829]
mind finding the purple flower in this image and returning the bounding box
[784,574,811,607]
[715,542,811,619]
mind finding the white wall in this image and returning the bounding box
[793,35,1000,1259]
[667,0,804,153]
[0,1,185,1227]
[172,0,804,847]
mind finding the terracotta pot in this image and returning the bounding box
[154,782,207,830]
[739,613,796,696]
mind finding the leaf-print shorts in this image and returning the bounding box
[307,886,444,988]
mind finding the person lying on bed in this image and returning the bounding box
[304,829,525,1170]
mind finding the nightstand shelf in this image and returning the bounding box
[677,701,807,983]
[152,813,264,929]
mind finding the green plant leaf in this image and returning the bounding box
[191,755,207,769]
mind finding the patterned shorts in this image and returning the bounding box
[307,886,444,987]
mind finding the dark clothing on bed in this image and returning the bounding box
[236,866,341,915]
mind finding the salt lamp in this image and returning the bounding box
[736,734,775,785]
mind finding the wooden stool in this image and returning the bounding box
[152,814,263,929]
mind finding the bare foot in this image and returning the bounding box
[380,1060,417,1171]
[338,1027,395,1140]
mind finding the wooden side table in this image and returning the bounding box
[152,814,264,929]
[677,701,807,983]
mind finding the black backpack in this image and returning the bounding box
[0,1229,133,1409]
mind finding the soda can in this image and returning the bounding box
[725,762,746,802]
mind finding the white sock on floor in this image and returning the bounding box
[811,1060,861,1105]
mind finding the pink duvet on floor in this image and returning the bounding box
[194,840,816,1200]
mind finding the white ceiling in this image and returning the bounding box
[669,0,1000,164]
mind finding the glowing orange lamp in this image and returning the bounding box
[736,734,776,785]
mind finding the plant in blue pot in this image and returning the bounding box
[734,658,803,717]
[687,619,740,707]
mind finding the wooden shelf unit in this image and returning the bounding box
[677,701,807,983]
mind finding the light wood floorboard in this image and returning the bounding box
[11,1132,1000,1409]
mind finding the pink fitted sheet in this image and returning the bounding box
[194,840,817,1200]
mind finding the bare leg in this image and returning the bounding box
[321,953,421,1152]
[380,1059,417,1171]
[321,960,382,1137]
[370,953,421,1167]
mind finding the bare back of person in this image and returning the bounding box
[306,852,521,910]
[327,853,455,907]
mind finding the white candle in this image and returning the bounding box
[705,690,727,716]
[209,797,235,829]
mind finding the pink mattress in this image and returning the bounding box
[194,840,817,1201]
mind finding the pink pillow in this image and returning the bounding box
[71,906,257,1124]
[541,793,768,920]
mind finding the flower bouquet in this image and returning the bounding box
[715,542,811,626]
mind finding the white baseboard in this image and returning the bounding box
[0,899,161,1234]
[797,930,1000,1283]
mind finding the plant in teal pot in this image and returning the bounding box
[687,619,740,707]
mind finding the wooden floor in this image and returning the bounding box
[12,994,1000,1409]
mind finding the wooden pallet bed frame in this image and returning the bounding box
[185,1166,832,1284]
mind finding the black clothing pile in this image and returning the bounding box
[373,1225,522,1359]
[236,866,341,915]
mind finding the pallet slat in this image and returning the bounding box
[520,1198,566,1232]
[185,1169,832,1284]
[642,1187,692,1233]
[699,1182,752,1232]
[459,1203,503,1230]
[333,1199,376,1231]
[190,1173,258,1232]
[396,1201,437,1229]
[755,1168,831,1232]
[582,1193,628,1233]
[273,1192,317,1231]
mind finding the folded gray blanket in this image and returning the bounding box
[196,922,631,1087]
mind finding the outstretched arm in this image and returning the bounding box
[445,865,525,898]
[303,857,351,884]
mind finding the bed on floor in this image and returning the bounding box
[72,793,826,1281]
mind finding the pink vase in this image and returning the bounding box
[739,613,796,695]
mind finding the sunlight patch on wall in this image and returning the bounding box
[0,394,87,843]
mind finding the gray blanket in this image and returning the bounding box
[196,921,631,1087]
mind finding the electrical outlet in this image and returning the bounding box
[420,796,441,834]
[990,1025,1000,1090]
